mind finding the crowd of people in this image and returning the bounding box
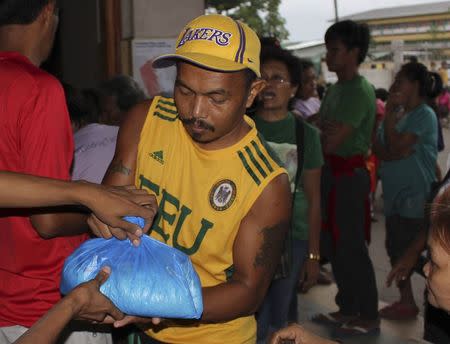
[1,1,450,344]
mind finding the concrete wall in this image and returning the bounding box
[121,0,133,39]
[130,0,204,38]
[120,0,204,81]
[360,68,394,90]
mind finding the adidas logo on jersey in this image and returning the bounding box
[150,150,164,164]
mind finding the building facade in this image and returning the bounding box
[341,1,450,60]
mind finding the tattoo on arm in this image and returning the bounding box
[253,221,289,271]
[109,159,131,176]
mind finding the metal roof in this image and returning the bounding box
[340,1,450,22]
[283,40,324,51]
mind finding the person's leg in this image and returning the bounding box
[256,282,275,344]
[287,239,308,322]
[331,242,359,318]
[395,218,418,308]
[334,170,378,324]
[398,217,423,307]
[257,239,307,342]
[382,215,421,319]
[315,165,359,324]
[257,278,292,343]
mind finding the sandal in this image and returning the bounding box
[334,318,380,337]
[379,302,419,321]
[312,312,357,326]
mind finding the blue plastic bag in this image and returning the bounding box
[60,217,203,319]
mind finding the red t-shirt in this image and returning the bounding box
[0,52,86,327]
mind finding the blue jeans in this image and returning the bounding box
[256,238,308,343]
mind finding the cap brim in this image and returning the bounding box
[153,52,260,77]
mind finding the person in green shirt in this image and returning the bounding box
[254,46,323,343]
[314,20,379,337]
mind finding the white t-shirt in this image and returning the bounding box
[72,123,119,183]
[292,97,321,119]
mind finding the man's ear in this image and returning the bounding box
[290,85,299,99]
[246,79,267,108]
[350,47,361,65]
[39,1,57,26]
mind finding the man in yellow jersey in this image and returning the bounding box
[88,14,291,344]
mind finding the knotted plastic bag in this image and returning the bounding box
[60,216,203,319]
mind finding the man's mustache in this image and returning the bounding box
[179,117,215,132]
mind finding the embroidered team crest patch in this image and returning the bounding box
[209,179,236,211]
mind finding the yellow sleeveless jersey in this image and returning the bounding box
[135,96,286,344]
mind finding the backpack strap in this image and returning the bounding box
[294,115,305,192]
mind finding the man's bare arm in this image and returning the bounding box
[108,160,132,176]
[201,173,292,321]
[29,99,153,240]
[299,168,322,292]
[14,268,123,344]
[112,161,291,327]
[88,100,156,242]
[0,172,156,238]
[103,100,153,186]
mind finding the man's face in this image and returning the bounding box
[174,62,262,149]
[325,39,357,73]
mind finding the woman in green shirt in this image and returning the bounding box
[254,46,324,343]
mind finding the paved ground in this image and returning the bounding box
[292,127,450,343]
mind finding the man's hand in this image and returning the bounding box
[14,267,124,344]
[385,91,404,116]
[386,251,419,288]
[68,267,124,323]
[82,183,158,245]
[321,119,341,135]
[270,323,338,344]
[320,120,353,155]
[299,259,320,293]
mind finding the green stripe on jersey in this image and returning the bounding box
[238,151,261,185]
[244,145,267,178]
[251,140,274,173]
[154,111,178,122]
[156,104,178,115]
[159,99,176,107]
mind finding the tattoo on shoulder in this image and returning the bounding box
[253,221,289,271]
[109,160,131,176]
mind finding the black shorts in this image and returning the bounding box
[385,215,424,265]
